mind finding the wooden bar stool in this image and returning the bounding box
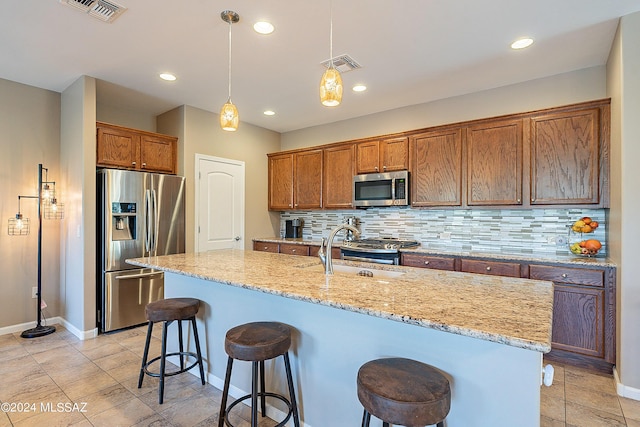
[357,357,451,427]
[138,297,206,404]
[218,321,300,427]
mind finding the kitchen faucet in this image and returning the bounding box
[318,223,361,274]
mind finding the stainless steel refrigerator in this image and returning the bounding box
[97,169,185,333]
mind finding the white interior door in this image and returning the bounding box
[195,155,245,252]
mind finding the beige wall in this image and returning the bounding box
[158,105,281,252]
[281,66,606,150]
[607,12,640,394]
[97,103,157,133]
[0,78,61,329]
[60,76,97,333]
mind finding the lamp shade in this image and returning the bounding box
[320,67,343,107]
[220,101,239,131]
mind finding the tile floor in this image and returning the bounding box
[0,323,639,426]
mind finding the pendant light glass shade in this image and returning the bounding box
[220,100,239,131]
[320,0,342,107]
[320,67,343,107]
[220,10,239,131]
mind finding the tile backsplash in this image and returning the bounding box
[281,207,607,257]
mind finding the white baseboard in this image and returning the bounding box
[614,366,640,401]
[0,317,97,341]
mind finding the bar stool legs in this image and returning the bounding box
[138,315,205,404]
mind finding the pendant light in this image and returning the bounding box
[220,10,239,131]
[320,0,342,107]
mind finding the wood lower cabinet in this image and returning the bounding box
[410,128,463,207]
[309,245,341,260]
[280,243,310,256]
[356,137,408,174]
[401,253,456,271]
[460,258,523,278]
[529,264,615,372]
[466,119,523,206]
[96,122,177,174]
[253,241,280,253]
[323,144,354,209]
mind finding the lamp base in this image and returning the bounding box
[21,324,56,339]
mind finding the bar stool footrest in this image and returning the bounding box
[223,392,293,427]
[143,351,201,378]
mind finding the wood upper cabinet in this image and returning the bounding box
[323,144,355,209]
[530,107,601,205]
[410,128,463,207]
[268,150,322,210]
[356,137,408,174]
[294,149,323,209]
[467,119,523,206]
[96,122,177,174]
[268,153,294,210]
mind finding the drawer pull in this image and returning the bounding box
[424,261,430,265]
[263,246,268,250]
[561,273,568,278]
[292,249,296,252]
[486,266,491,271]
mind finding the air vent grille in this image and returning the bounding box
[320,54,362,73]
[59,0,127,23]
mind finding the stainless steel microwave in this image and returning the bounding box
[353,170,409,207]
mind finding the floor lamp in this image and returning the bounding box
[7,164,64,338]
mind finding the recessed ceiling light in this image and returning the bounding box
[511,38,534,50]
[352,84,367,92]
[264,110,276,116]
[159,73,177,81]
[253,21,274,35]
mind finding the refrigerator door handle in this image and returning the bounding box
[115,271,163,280]
[152,189,158,252]
[144,189,151,253]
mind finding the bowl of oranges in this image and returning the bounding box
[569,217,602,257]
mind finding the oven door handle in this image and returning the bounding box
[342,256,396,265]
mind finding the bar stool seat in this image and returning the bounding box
[138,297,206,404]
[218,321,300,427]
[357,357,451,427]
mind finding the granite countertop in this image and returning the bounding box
[128,249,553,353]
[253,237,616,268]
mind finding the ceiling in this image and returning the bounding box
[2,1,640,133]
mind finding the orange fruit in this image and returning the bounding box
[581,225,593,233]
[584,239,602,251]
[590,221,599,229]
[581,217,592,224]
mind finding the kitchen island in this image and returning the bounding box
[127,249,554,427]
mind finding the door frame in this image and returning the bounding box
[194,154,245,253]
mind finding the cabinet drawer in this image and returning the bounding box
[529,265,604,287]
[280,243,310,256]
[401,254,456,271]
[253,241,279,253]
[460,259,522,278]
[309,245,341,259]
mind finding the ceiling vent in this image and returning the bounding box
[59,0,127,23]
[320,54,362,73]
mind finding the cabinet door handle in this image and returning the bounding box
[383,165,387,170]
[132,161,136,166]
[142,162,147,168]
[486,266,492,271]
[424,261,430,265]
[561,273,568,278]
[375,166,379,171]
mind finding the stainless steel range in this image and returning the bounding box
[341,238,420,265]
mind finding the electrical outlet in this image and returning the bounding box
[32,287,37,299]
[556,235,568,246]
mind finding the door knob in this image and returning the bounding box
[234,236,241,241]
